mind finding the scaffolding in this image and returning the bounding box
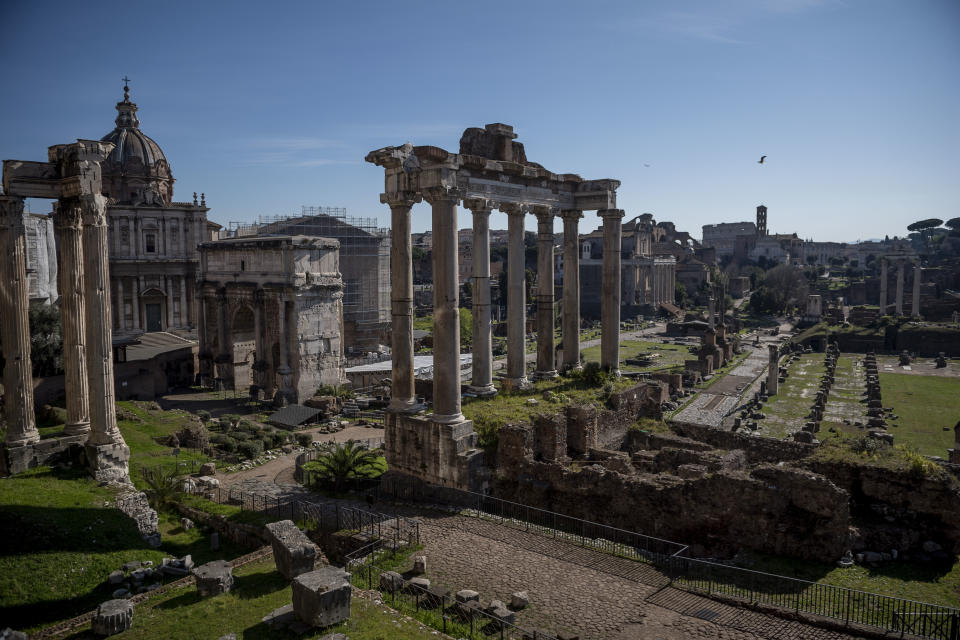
[225,206,391,351]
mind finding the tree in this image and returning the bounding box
[907,218,943,232]
[460,307,473,350]
[28,302,64,377]
[674,281,688,308]
[806,255,818,266]
[946,217,960,232]
[302,441,381,491]
[750,264,808,315]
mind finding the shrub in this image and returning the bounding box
[237,440,263,460]
[196,410,211,423]
[221,414,242,430]
[268,432,286,449]
[232,432,252,442]
[237,420,257,433]
[211,434,237,452]
[260,437,274,452]
[296,433,313,447]
[575,361,608,387]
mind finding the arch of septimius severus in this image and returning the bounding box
[366,123,623,490]
[1,140,130,482]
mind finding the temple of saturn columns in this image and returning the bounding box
[1,140,131,482]
[878,253,923,318]
[366,123,622,489]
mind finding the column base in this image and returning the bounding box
[561,362,583,374]
[467,384,497,397]
[431,412,466,425]
[503,376,531,391]
[601,367,622,378]
[63,421,91,437]
[5,433,41,448]
[86,442,131,485]
[388,398,425,413]
[532,370,559,381]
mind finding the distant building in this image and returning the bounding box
[702,221,757,259]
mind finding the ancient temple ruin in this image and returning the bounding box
[878,252,922,318]
[366,123,622,489]
[2,140,131,481]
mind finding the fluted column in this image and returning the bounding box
[464,198,496,396]
[502,203,530,390]
[533,206,557,380]
[54,200,91,437]
[912,261,921,319]
[895,260,905,316]
[561,210,583,372]
[424,187,465,423]
[600,208,624,375]
[0,196,40,446]
[879,258,887,314]
[384,193,422,411]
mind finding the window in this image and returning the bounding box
[240,260,245,271]
[145,233,156,253]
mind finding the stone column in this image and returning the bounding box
[707,296,715,329]
[895,259,905,317]
[54,200,92,437]
[912,261,921,319]
[131,277,140,330]
[767,344,779,396]
[464,198,496,396]
[166,276,176,328]
[533,206,558,380]
[384,193,422,411]
[276,294,294,405]
[116,278,125,330]
[252,290,265,395]
[112,217,121,254]
[0,196,40,447]
[215,288,233,387]
[424,187,464,423]
[80,193,130,483]
[879,258,887,314]
[600,209,624,374]
[502,203,530,390]
[560,210,583,372]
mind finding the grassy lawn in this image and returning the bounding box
[580,339,691,373]
[760,354,825,439]
[0,467,248,632]
[879,373,960,457]
[819,355,868,436]
[52,557,434,640]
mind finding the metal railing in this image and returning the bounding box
[374,476,960,640]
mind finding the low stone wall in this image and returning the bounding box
[116,491,160,546]
[2,434,87,475]
[668,421,816,464]
[172,502,271,548]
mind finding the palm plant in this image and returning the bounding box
[142,466,184,509]
[303,441,381,492]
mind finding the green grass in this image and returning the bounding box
[52,557,435,640]
[0,466,247,632]
[580,339,691,373]
[178,493,275,527]
[759,354,826,438]
[879,373,960,457]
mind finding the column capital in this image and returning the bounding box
[499,202,528,217]
[79,194,109,227]
[531,205,555,222]
[599,208,625,220]
[422,186,464,205]
[559,209,583,222]
[381,191,422,208]
[463,198,497,213]
[0,195,25,228]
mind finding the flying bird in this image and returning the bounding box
[758,155,767,164]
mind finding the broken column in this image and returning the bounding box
[465,198,496,396]
[895,259,904,317]
[912,260,921,319]
[54,199,91,437]
[600,208,624,374]
[0,195,40,447]
[533,205,557,380]
[292,566,352,628]
[560,209,583,372]
[502,203,529,389]
[265,520,319,580]
[425,186,464,423]
[385,192,422,410]
[707,295,715,329]
[767,345,779,396]
[193,560,234,597]
[91,599,134,636]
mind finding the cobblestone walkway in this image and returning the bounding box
[415,513,873,640]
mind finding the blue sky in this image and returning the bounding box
[2,0,958,241]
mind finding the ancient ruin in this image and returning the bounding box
[366,124,622,489]
[2,140,131,482]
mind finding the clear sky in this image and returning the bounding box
[2,0,958,242]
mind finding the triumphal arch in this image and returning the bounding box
[366,123,623,490]
[1,140,130,482]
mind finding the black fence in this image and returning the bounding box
[375,476,960,640]
[346,543,558,640]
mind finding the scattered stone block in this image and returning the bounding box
[111,588,129,599]
[406,576,430,592]
[265,520,319,580]
[108,570,124,585]
[510,591,530,609]
[193,560,234,597]
[379,571,404,593]
[91,599,133,636]
[292,566,351,628]
[199,462,217,476]
[180,518,194,530]
[412,555,427,574]
[456,589,480,603]
[1,628,28,640]
[217,635,237,640]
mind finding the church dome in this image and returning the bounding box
[100,82,175,205]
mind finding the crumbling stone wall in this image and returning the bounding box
[669,421,816,464]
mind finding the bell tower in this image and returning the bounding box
[756,204,768,237]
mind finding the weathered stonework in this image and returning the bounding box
[265,520,319,580]
[292,566,351,627]
[383,413,486,491]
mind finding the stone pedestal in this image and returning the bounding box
[383,412,484,490]
[599,209,624,375]
[560,210,583,372]
[533,206,558,380]
[292,566,351,628]
[85,442,132,485]
[265,520,319,580]
[91,599,133,636]
[503,204,530,389]
[193,560,234,597]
